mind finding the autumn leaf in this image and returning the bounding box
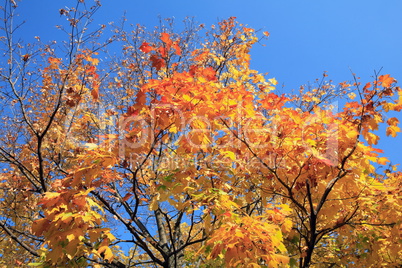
[379,74,396,88]
[387,117,399,126]
[122,193,133,201]
[386,125,400,137]
[173,42,182,56]
[150,54,165,70]
[98,246,114,261]
[377,157,390,165]
[139,42,153,53]
[160,32,173,48]
[364,131,379,145]
[22,54,30,62]
[222,151,236,161]
[201,67,217,81]
[91,88,99,100]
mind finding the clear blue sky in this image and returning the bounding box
[14,0,402,169]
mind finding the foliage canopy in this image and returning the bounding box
[0,1,401,267]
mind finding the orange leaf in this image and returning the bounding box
[379,74,396,88]
[122,193,133,201]
[363,82,371,91]
[48,57,61,64]
[158,46,167,57]
[193,50,209,62]
[48,57,62,69]
[32,218,50,236]
[160,32,172,47]
[91,88,99,101]
[173,42,181,56]
[201,67,217,81]
[387,117,399,126]
[139,42,153,53]
[134,89,147,107]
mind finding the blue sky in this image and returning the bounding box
[14,0,402,169]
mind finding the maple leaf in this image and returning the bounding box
[139,42,153,53]
[91,88,99,100]
[387,117,399,126]
[150,54,165,70]
[173,42,182,56]
[201,67,217,81]
[160,32,173,48]
[379,74,396,88]
[386,125,400,137]
[98,246,114,261]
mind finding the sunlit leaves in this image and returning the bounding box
[205,216,288,267]
[33,187,115,266]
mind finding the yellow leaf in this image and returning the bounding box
[377,157,389,165]
[103,247,114,261]
[274,254,290,264]
[87,197,104,213]
[98,246,114,261]
[281,219,293,234]
[364,132,379,145]
[222,151,236,161]
[66,233,75,242]
[268,78,278,85]
[150,198,159,211]
[105,231,115,241]
[60,212,73,223]
[348,92,356,100]
[85,143,98,150]
[346,129,359,139]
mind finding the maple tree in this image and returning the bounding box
[1,1,402,267]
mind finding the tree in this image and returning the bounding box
[1,1,401,267]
